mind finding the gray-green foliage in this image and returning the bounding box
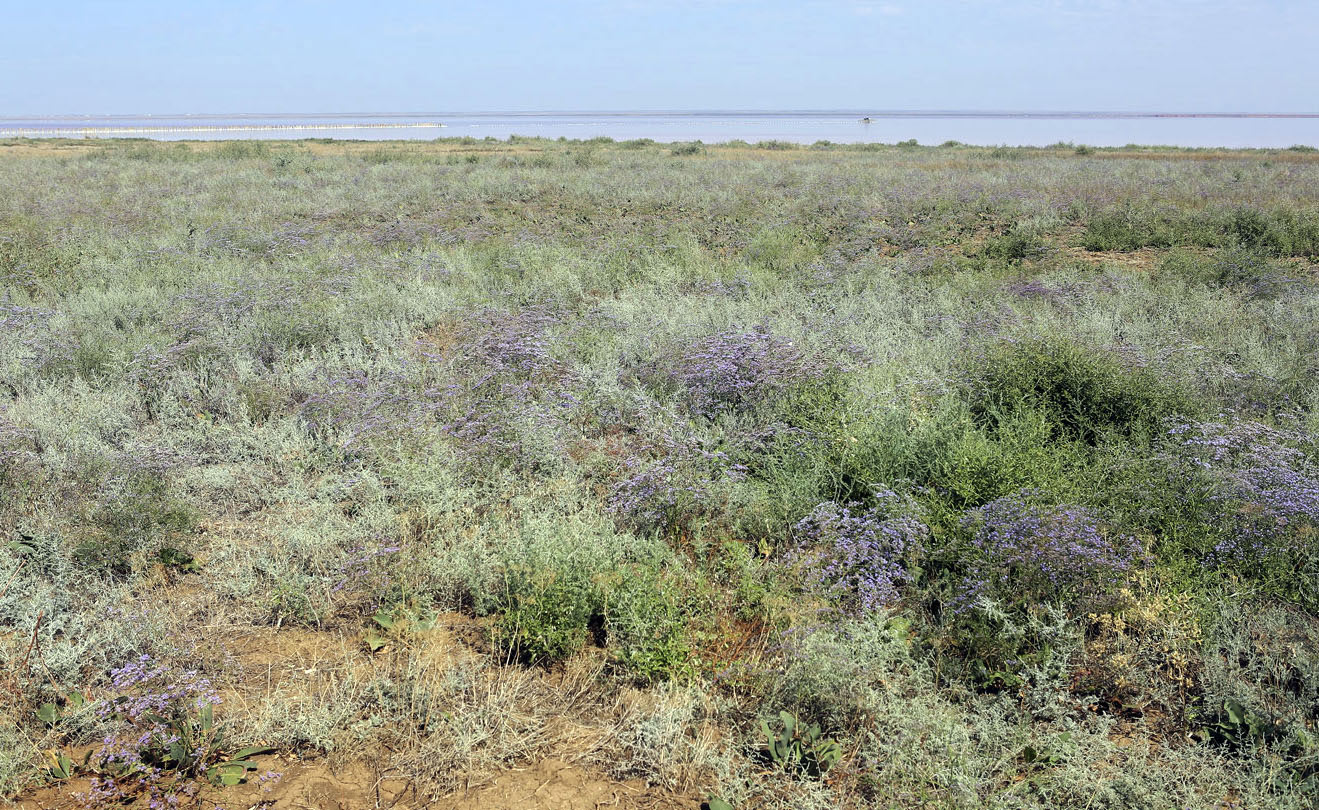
[3,140,1319,804]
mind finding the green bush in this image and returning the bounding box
[213,141,270,160]
[1085,205,1319,256]
[492,563,600,664]
[935,601,1080,692]
[604,564,693,683]
[753,395,1074,534]
[981,229,1048,264]
[962,337,1195,447]
[1082,207,1176,251]
[1226,207,1319,257]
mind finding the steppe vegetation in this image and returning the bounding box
[2,135,1319,808]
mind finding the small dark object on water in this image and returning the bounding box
[860,117,873,123]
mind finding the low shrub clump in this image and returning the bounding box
[953,490,1142,614]
[962,336,1194,446]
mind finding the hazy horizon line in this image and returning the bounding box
[5,109,1319,121]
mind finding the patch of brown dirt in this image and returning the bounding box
[1061,244,1163,271]
[12,756,696,810]
[440,758,690,810]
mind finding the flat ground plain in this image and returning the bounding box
[3,136,1319,809]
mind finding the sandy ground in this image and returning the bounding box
[14,758,696,810]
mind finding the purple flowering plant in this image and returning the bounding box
[636,325,834,418]
[1161,418,1319,584]
[606,432,748,535]
[78,656,273,808]
[955,490,1142,614]
[789,488,927,615]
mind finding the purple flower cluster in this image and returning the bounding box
[301,307,580,474]
[1002,278,1082,303]
[606,432,747,533]
[191,222,317,260]
[168,277,295,342]
[99,655,221,728]
[431,307,582,474]
[957,491,1140,613]
[639,325,831,417]
[332,536,403,594]
[0,299,52,332]
[80,655,226,809]
[455,306,565,381]
[300,366,451,453]
[441,387,571,475]
[1166,418,1319,562]
[790,491,927,615]
[681,274,752,299]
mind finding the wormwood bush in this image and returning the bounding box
[767,616,917,735]
[73,458,198,579]
[484,509,645,663]
[0,414,41,513]
[603,564,694,683]
[963,336,1194,446]
[1155,246,1297,301]
[1198,601,1319,754]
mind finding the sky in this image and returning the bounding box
[0,0,1314,115]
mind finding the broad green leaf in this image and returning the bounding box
[1225,699,1246,726]
[36,703,59,725]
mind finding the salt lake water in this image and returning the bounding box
[2,111,1316,148]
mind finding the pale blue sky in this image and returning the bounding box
[1,0,1314,114]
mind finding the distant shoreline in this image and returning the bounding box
[2,111,1311,148]
[4,110,1319,122]
[0,122,446,137]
